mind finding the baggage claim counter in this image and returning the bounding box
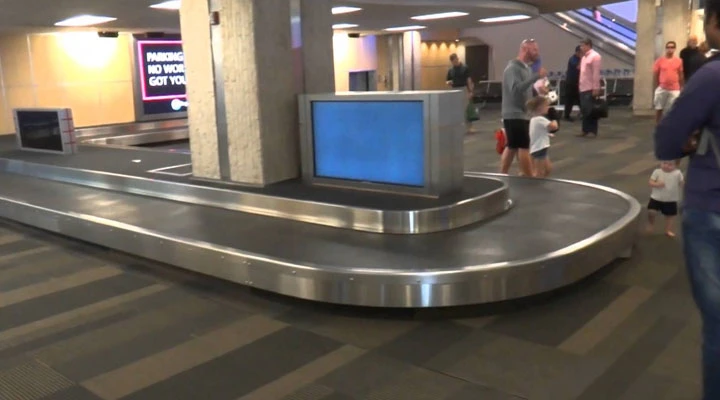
[0,90,641,308]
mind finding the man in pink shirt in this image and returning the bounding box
[578,38,603,138]
[653,40,684,124]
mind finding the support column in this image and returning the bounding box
[180,0,220,179]
[294,0,335,94]
[633,0,658,115]
[662,0,692,45]
[181,0,334,186]
[401,31,422,90]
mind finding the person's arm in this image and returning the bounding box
[648,170,663,188]
[510,65,540,96]
[653,59,660,88]
[679,63,685,89]
[446,69,453,86]
[655,67,720,160]
[591,54,602,92]
[547,120,559,132]
[465,67,474,93]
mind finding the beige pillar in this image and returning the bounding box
[295,0,335,94]
[633,0,658,115]
[662,0,692,46]
[181,0,334,186]
[402,31,422,90]
[180,0,220,179]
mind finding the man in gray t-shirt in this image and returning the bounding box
[500,39,546,177]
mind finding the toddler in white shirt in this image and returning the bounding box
[526,96,559,178]
[647,160,684,237]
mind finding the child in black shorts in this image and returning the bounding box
[647,160,684,237]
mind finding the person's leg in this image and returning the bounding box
[531,158,542,177]
[589,114,599,136]
[647,211,657,232]
[516,120,532,177]
[665,215,677,237]
[579,91,592,136]
[517,149,533,177]
[664,201,679,237]
[682,209,720,400]
[564,84,576,119]
[666,90,680,113]
[570,87,580,118]
[654,88,666,125]
[500,147,517,174]
[544,157,553,177]
[500,120,519,174]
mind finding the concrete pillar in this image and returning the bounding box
[388,34,403,91]
[292,0,335,94]
[401,31,422,90]
[180,0,334,186]
[662,0,692,46]
[180,0,220,179]
[633,0,658,115]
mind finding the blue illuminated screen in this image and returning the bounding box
[311,100,425,187]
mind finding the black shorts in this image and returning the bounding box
[648,198,678,216]
[503,119,530,149]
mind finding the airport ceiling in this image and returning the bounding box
[0,0,619,33]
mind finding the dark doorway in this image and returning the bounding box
[349,71,377,91]
[465,45,490,82]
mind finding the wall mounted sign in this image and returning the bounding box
[133,38,188,120]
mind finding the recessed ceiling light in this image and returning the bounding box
[479,15,531,23]
[411,11,469,21]
[332,6,362,15]
[54,15,117,27]
[150,0,181,10]
[333,23,359,29]
[383,25,426,32]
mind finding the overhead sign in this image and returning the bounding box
[136,39,187,116]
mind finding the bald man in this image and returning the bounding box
[500,39,546,176]
[680,34,706,81]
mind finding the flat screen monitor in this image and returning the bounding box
[14,109,76,154]
[134,38,188,120]
[311,100,425,187]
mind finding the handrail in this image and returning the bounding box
[568,10,636,49]
[542,12,635,66]
[573,9,636,42]
[596,6,636,30]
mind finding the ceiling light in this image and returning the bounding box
[333,23,359,29]
[411,11,469,21]
[54,15,117,27]
[332,6,362,15]
[479,15,531,23]
[383,25,426,32]
[150,0,181,10]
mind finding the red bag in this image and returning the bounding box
[495,128,506,154]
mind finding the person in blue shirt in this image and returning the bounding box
[564,46,583,121]
[530,57,542,73]
[654,1,720,398]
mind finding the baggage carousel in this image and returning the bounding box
[0,134,641,308]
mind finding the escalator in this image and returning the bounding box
[542,6,637,67]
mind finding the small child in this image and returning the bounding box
[647,160,684,237]
[527,96,559,178]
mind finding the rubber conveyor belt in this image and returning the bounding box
[0,172,640,307]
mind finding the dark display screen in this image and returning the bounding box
[311,100,425,187]
[16,111,64,152]
[136,40,187,115]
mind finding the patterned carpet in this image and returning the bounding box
[0,107,701,399]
